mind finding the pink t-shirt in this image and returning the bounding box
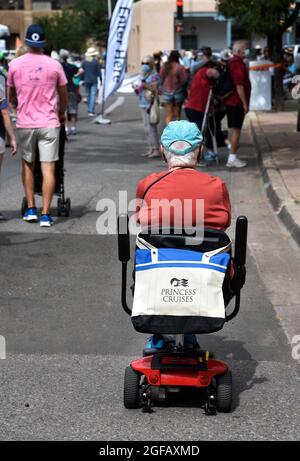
[7,53,67,129]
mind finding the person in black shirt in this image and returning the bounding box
[59,49,80,135]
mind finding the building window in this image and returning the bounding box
[181,35,198,50]
[0,0,24,9]
[32,0,75,8]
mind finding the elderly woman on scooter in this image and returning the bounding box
[136,120,231,354]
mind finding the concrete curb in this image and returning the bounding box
[249,111,300,248]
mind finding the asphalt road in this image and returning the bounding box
[0,95,300,441]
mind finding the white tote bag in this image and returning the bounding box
[149,97,160,125]
[132,235,231,334]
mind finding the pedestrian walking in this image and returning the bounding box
[7,24,68,227]
[79,47,102,116]
[134,56,161,158]
[59,49,80,135]
[160,50,188,125]
[0,96,17,221]
[224,41,252,168]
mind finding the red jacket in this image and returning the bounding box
[185,67,211,113]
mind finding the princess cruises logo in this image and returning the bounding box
[170,278,189,287]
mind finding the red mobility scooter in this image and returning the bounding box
[118,215,248,415]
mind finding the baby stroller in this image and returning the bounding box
[21,126,71,218]
[118,215,248,415]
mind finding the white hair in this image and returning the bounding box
[163,140,199,168]
[233,40,247,53]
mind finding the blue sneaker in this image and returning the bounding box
[23,207,38,222]
[204,150,219,165]
[145,335,165,350]
[40,214,54,227]
[143,335,174,356]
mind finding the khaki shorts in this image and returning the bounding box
[18,127,60,163]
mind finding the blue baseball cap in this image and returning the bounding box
[25,24,46,49]
[161,120,203,155]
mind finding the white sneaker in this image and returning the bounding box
[226,158,247,168]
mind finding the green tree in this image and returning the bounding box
[73,0,112,44]
[217,0,300,108]
[73,0,140,44]
[38,0,140,53]
[37,10,87,52]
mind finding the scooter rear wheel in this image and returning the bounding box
[124,366,140,409]
[216,370,232,413]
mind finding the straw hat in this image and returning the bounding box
[85,47,98,57]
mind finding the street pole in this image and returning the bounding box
[94,0,113,124]
[108,0,112,20]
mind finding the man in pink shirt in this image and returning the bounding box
[7,24,68,227]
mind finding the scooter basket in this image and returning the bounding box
[132,236,231,335]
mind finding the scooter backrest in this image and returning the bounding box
[138,227,231,253]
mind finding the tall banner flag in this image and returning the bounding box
[104,0,134,101]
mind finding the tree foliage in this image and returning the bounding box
[217,1,300,108]
[73,0,112,44]
[37,10,87,52]
[217,0,300,42]
[37,0,140,52]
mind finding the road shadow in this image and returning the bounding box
[199,334,267,411]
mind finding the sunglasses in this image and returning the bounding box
[141,62,151,65]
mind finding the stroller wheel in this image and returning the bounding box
[65,198,71,217]
[57,198,63,217]
[124,366,140,409]
[216,370,232,413]
[21,197,28,217]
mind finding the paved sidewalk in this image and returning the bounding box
[250,104,300,247]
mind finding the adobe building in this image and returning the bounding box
[127,0,300,74]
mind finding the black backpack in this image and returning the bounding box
[213,64,235,101]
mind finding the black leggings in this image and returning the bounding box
[185,108,227,150]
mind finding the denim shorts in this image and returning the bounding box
[162,90,185,104]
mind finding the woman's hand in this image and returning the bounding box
[9,137,17,156]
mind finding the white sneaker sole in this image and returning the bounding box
[40,221,53,227]
[23,216,38,222]
[226,163,247,168]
